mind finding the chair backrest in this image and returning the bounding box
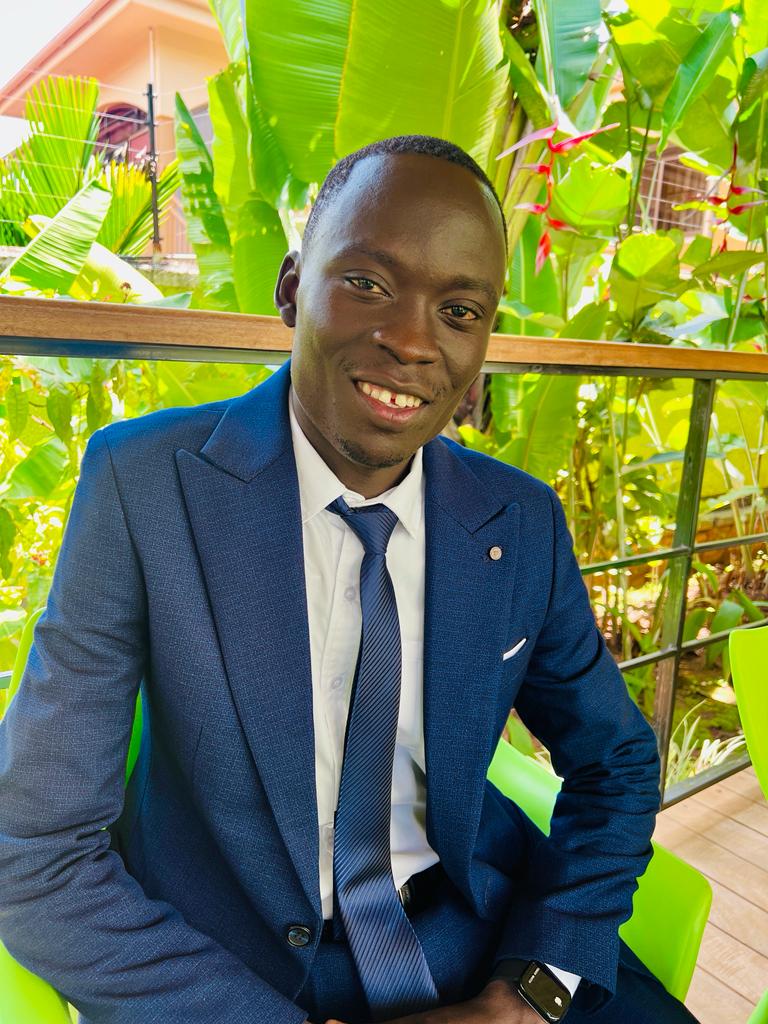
[1,606,144,1023]
[729,625,768,801]
[487,738,712,1003]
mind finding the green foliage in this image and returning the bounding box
[0,356,275,698]
[666,699,747,785]
[0,75,179,255]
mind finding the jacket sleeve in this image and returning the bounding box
[0,427,308,1024]
[491,484,661,1009]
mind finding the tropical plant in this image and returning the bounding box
[666,699,747,785]
[0,74,180,256]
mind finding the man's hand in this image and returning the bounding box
[324,977,543,1024]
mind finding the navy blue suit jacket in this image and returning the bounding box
[0,358,661,1022]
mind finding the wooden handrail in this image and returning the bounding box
[1,296,766,379]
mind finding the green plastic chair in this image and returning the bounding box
[0,606,143,1024]
[729,625,768,1023]
[487,738,712,1003]
[729,624,768,801]
[748,990,768,1024]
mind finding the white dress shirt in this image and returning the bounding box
[287,386,580,998]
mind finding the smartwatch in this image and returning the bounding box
[492,958,572,1021]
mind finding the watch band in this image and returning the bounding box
[492,958,572,1021]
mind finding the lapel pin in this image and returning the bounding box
[489,545,502,560]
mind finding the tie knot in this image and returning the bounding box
[326,495,399,556]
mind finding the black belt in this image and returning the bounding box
[320,861,445,943]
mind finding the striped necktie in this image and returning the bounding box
[326,495,440,1020]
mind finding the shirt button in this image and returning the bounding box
[331,675,343,690]
[344,585,356,601]
[287,925,312,947]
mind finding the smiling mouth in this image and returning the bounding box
[356,379,426,408]
[352,378,429,424]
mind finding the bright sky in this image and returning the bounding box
[0,0,92,155]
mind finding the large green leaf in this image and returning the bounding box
[737,48,768,170]
[1,180,112,295]
[658,9,738,154]
[3,437,70,500]
[231,198,288,314]
[7,76,99,220]
[208,0,245,63]
[494,374,580,481]
[609,11,699,101]
[96,159,181,256]
[336,0,509,169]
[609,231,684,328]
[174,92,238,312]
[739,48,768,114]
[242,0,508,183]
[548,155,630,233]
[500,27,552,130]
[208,62,252,224]
[743,0,768,54]
[69,241,164,303]
[673,83,735,171]
[692,251,766,279]
[534,0,602,110]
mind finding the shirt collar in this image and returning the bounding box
[288,383,424,540]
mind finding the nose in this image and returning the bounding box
[372,300,440,365]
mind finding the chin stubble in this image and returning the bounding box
[337,433,410,470]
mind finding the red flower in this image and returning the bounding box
[503,119,620,266]
[535,231,552,275]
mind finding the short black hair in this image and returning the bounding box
[300,134,508,257]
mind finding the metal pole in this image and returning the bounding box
[145,82,161,262]
[652,377,717,800]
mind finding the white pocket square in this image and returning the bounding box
[502,637,527,661]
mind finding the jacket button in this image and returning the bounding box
[287,925,312,947]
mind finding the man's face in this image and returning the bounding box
[274,152,507,491]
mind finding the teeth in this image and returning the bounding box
[358,380,423,408]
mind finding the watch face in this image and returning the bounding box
[519,963,571,1021]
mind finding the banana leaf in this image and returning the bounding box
[8,76,99,220]
[494,374,580,482]
[242,0,509,184]
[658,9,737,154]
[208,0,245,63]
[231,197,288,314]
[501,27,552,130]
[0,180,112,295]
[69,241,164,303]
[534,0,602,110]
[208,63,252,224]
[175,92,238,311]
[96,160,182,256]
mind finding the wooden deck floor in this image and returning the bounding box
[654,766,768,1024]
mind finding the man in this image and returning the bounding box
[0,135,699,1024]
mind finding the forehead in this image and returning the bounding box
[310,152,506,284]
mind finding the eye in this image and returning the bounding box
[443,304,480,321]
[345,276,386,294]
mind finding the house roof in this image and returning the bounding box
[0,0,223,118]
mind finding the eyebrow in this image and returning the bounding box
[329,244,500,307]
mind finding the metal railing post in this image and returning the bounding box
[145,82,161,262]
[652,377,717,797]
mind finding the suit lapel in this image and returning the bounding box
[422,437,521,898]
[175,360,321,913]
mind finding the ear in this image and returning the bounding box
[274,249,301,328]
